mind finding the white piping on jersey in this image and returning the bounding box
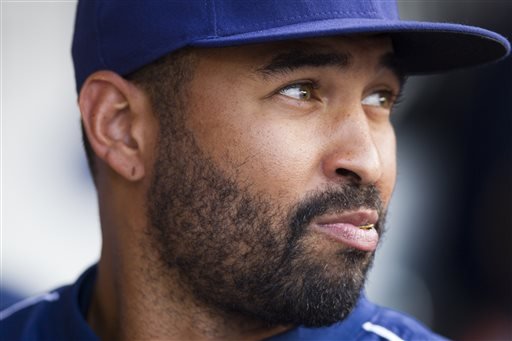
[363,321,405,341]
[0,291,60,320]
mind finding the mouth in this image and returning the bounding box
[311,209,379,251]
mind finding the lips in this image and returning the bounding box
[312,209,379,251]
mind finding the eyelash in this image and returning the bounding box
[277,81,403,111]
[277,80,320,100]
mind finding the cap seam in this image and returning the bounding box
[217,10,378,35]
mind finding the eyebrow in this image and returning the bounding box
[256,48,407,89]
[257,50,352,77]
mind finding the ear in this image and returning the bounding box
[79,71,152,181]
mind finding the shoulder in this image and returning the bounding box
[269,296,448,341]
[0,289,67,340]
[0,265,98,341]
[359,302,448,341]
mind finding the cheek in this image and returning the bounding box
[207,119,319,198]
[187,94,321,202]
[234,120,322,198]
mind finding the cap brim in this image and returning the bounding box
[192,18,510,74]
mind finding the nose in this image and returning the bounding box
[321,111,383,186]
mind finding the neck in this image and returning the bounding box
[87,238,291,341]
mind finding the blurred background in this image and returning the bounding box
[1,1,511,339]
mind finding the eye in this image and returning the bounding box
[279,83,316,101]
[361,90,395,109]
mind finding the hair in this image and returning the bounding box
[80,48,195,180]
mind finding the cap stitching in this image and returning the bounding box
[217,10,378,35]
[365,0,377,18]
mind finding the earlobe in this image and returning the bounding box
[79,71,147,181]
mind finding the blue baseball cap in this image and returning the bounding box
[72,0,510,92]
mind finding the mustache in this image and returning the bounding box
[289,184,383,233]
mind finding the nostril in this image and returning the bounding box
[335,168,362,182]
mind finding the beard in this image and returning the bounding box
[146,121,385,328]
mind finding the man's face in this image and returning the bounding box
[146,35,399,326]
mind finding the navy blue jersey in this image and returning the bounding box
[0,265,446,340]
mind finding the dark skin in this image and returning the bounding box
[79,35,400,340]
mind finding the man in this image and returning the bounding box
[1,1,509,340]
